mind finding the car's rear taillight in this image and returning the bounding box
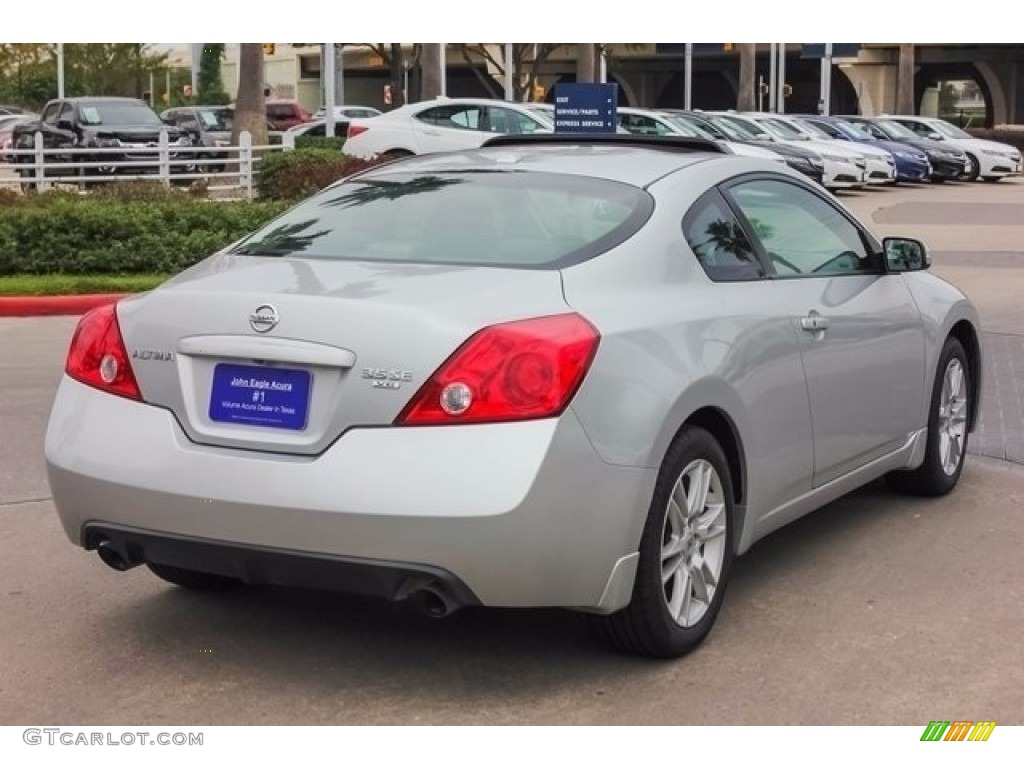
[396,314,600,426]
[347,124,369,139]
[65,303,141,401]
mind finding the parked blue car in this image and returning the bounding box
[797,115,931,182]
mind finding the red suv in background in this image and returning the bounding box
[265,100,312,130]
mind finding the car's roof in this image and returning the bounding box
[63,97,147,104]
[359,142,731,188]
[400,97,538,112]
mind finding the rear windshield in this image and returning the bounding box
[233,170,653,268]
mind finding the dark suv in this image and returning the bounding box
[12,97,192,186]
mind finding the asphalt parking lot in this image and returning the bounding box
[1,178,1023,726]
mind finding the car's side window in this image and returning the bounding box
[857,122,884,140]
[807,119,841,139]
[619,114,670,136]
[58,103,74,124]
[897,119,928,137]
[486,106,543,135]
[416,105,483,131]
[41,103,60,125]
[727,178,880,277]
[682,188,766,282]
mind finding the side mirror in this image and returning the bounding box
[178,119,201,134]
[884,237,930,272]
[56,118,74,132]
[927,132,943,141]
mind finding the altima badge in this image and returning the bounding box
[361,367,413,389]
[249,304,279,333]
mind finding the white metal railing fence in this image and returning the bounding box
[0,129,295,199]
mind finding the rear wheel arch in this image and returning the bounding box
[669,407,747,542]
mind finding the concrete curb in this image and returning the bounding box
[0,294,126,318]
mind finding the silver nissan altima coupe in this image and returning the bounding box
[45,135,981,658]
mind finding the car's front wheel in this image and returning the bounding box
[887,336,971,496]
[964,153,980,181]
[147,562,240,590]
[592,426,735,658]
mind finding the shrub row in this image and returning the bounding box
[0,191,288,275]
[293,136,346,152]
[256,148,389,200]
[1,149,392,276]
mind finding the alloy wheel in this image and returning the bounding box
[938,358,968,476]
[661,459,728,627]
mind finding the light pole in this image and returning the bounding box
[819,42,833,115]
[684,43,693,110]
[777,43,787,114]
[504,43,514,101]
[57,42,65,98]
[323,43,336,138]
[439,43,447,97]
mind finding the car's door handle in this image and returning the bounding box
[800,312,830,332]
[422,129,440,136]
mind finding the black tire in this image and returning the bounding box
[591,426,735,658]
[964,153,980,182]
[886,337,971,497]
[147,562,240,591]
[982,176,1002,183]
[930,176,946,184]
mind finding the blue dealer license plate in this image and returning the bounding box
[209,363,311,430]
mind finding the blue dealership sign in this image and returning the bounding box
[554,83,618,134]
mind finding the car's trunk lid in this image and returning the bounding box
[118,254,569,454]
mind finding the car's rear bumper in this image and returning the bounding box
[45,376,654,612]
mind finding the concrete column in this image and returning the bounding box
[577,44,597,84]
[897,44,915,114]
[840,63,898,116]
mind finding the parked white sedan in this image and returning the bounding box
[344,98,552,158]
[884,114,1023,181]
[616,107,787,164]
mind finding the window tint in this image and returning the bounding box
[41,103,61,124]
[416,105,483,131]
[804,119,842,138]
[728,179,878,277]
[58,103,74,122]
[78,101,161,126]
[486,106,544,134]
[683,189,764,281]
[619,113,673,136]
[232,171,653,269]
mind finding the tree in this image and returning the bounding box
[361,44,422,108]
[62,43,167,97]
[419,44,443,101]
[0,44,55,108]
[232,44,268,146]
[455,44,564,102]
[198,44,230,105]
[737,44,756,111]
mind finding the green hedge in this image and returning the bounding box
[256,148,388,201]
[0,189,288,275]
[294,136,346,152]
